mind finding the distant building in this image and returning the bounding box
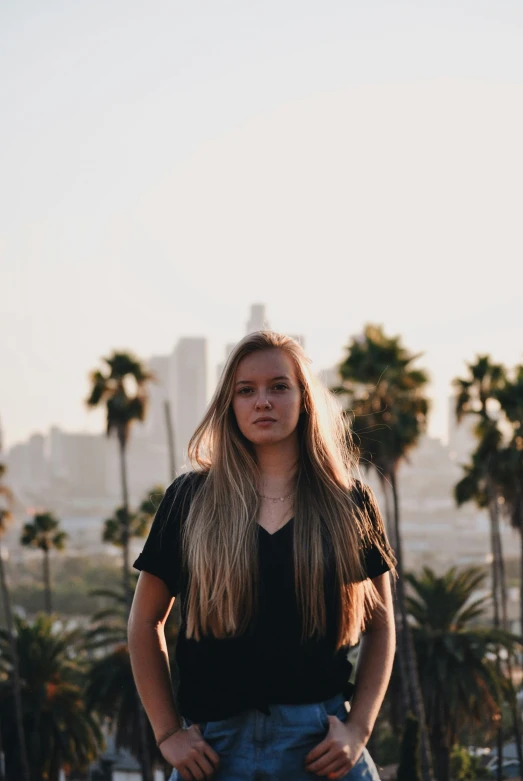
[56,430,109,498]
[145,355,171,449]
[216,342,237,384]
[7,433,48,502]
[171,337,208,470]
[447,395,477,465]
[246,303,269,334]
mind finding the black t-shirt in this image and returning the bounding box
[133,472,394,722]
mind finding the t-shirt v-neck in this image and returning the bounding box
[257,516,294,537]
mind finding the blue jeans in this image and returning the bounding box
[168,693,380,780]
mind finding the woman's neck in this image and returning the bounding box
[254,436,299,494]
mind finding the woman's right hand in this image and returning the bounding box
[160,724,220,781]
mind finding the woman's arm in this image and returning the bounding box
[305,572,396,779]
[128,571,219,781]
[128,571,180,738]
[345,572,396,740]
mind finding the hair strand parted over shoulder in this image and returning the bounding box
[182,331,396,649]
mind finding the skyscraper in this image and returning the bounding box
[145,355,171,449]
[216,342,237,384]
[171,337,208,470]
[246,303,269,334]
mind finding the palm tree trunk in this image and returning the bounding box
[520,524,523,648]
[378,475,409,722]
[390,467,434,781]
[43,548,52,614]
[117,430,131,611]
[430,723,450,781]
[490,490,508,630]
[48,747,60,781]
[0,715,5,781]
[488,489,501,631]
[491,496,523,776]
[164,399,176,481]
[486,474,505,781]
[507,669,523,779]
[492,498,523,777]
[117,431,153,781]
[0,550,31,781]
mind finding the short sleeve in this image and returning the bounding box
[352,480,396,580]
[133,472,200,595]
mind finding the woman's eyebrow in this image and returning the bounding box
[235,375,290,386]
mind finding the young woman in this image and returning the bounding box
[129,331,396,781]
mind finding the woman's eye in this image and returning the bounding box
[238,387,253,394]
[273,384,288,391]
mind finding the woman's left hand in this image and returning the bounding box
[304,716,367,779]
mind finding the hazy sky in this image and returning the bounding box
[2,1,523,449]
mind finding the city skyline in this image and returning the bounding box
[3,301,478,455]
[2,297,521,451]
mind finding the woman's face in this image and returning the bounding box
[232,348,303,448]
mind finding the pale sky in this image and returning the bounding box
[2,1,523,449]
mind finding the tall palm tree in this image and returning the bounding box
[86,577,179,779]
[86,351,155,609]
[20,511,67,613]
[336,323,433,781]
[453,421,507,628]
[96,482,162,781]
[452,356,515,780]
[0,464,30,781]
[495,364,523,634]
[453,356,508,626]
[0,613,103,781]
[406,565,520,781]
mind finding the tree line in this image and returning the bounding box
[0,325,522,781]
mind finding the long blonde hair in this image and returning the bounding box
[182,331,395,649]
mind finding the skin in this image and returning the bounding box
[128,573,219,781]
[232,348,303,532]
[304,572,395,779]
[128,348,396,780]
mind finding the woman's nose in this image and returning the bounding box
[255,394,271,409]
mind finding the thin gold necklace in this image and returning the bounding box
[257,491,293,503]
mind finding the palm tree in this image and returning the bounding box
[0,613,102,781]
[103,484,164,549]
[0,463,30,781]
[453,356,508,627]
[452,356,517,780]
[86,351,155,609]
[406,565,520,781]
[86,577,179,779]
[336,323,433,781]
[87,354,156,781]
[494,364,523,634]
[101,476,165,770]
[20,511,67,613]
